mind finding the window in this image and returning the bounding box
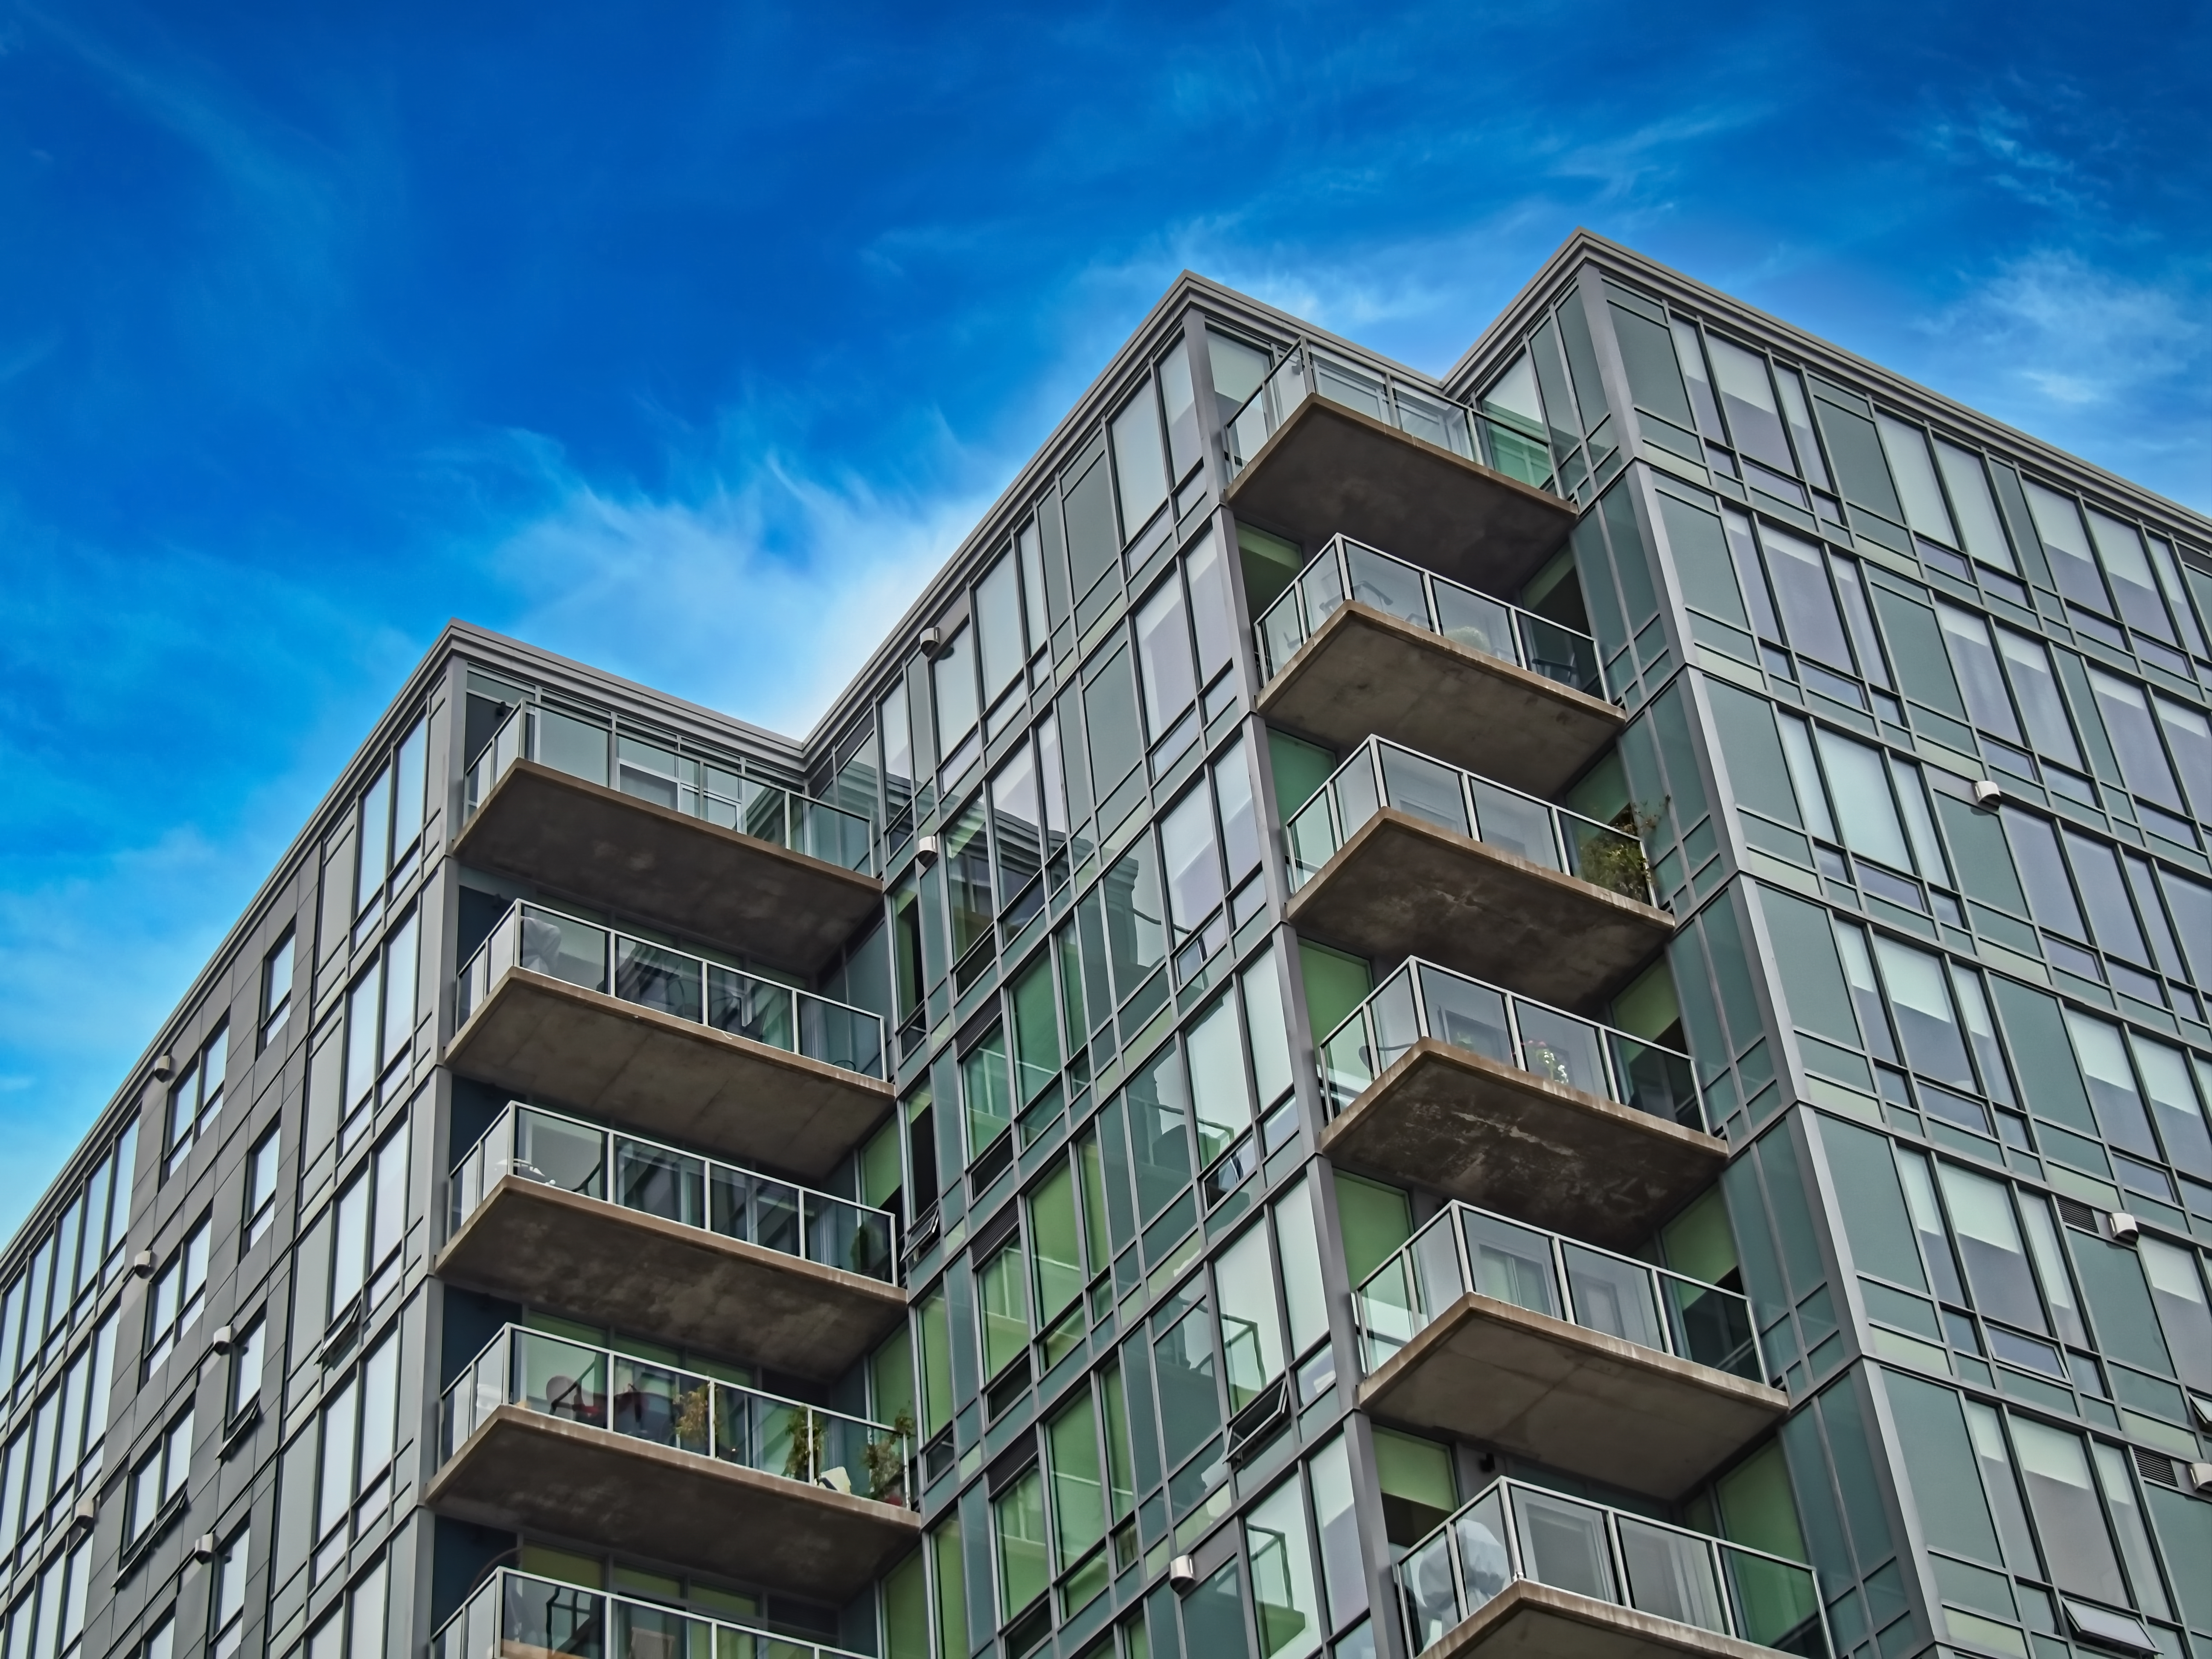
[128,1409,194,1543]
[1109,378,1169,538]
[145,1217,210,1372]
[262,929,296,1051]
[144,1610,175,1659]
[312,1331,400,1582]
[1133,576,1197,753]
[2011,1419,2130,1608]
[1246,1473,1324,1659]
[2,1311,116,1560]
[208,1523,250,1659]
[306,1556,387,1659]
[353,716,428,921]
[993,1462,1049,1621]
[329,1123,410,1328]
[336,911,419,1150]
[227,1316,266,1423]
[244,1126,281,1248]
[164,1024,228,1177]
[932,625,980,778]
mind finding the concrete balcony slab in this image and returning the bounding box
[1423,1581,1784,1659]
[1227,397,1576,596]
[1359,1293,1785,1499]
[1318,1039,1726,1249]
[1286,810,1673,1015]
[457,760,881,975]
[436,1178,905,1380]
[443,967,893,1181]
[1257,602,1624,798]
[426,1405,920,1604]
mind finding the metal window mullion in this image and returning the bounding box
[1601,1508,1628,1611]
[1551,1232,1574,1329]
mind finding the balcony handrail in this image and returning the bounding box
[432,1566,876,1659]
[449,1100,898,1282]
[1317,957,1705,1132]
[456,899,887,1079]
[1395,1475,1829,1658]
[1286,735,1655,906]
[440,1324,911,1503]
[1220,341,1560,495]
[463,701,875,875]
[1353,1199,1760,1380]
[1254,533,1602,695]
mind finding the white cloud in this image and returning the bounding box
[1926,249,2206,411]
[481,440,996,739]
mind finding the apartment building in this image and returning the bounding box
[3,230,2208,1659]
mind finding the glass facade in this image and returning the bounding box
[2,237,2206,1659]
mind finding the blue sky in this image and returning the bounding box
[2,0,2207,1236]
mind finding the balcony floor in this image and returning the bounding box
[1317,1039,1726,1249]
[1421,1580,1782,1659]
[1360,1292,1785,1499]
[1286,809,1673,1015]
[427,1405,920,1603]
[444,967,893,1180]
[1227,397,1576,595]
[1259,602,1623,798]
[437,1178,906,1380]
[456,760,882,975]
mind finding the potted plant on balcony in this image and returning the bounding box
[1575,805,1661,900]
[862,1409,916,1507]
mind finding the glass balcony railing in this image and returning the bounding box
[1286,736,1654,905]
[442,1326,911,1505]
[1397,1478,1828,1658]
[1320,958,1704,1131]
[465,702,874,875]
[434,1569,873,1659]
[1255,535,1601,693]
[1222,343,1558,495]
[1355,1199,1758,1378]
[450,1101,896,1281]
[457,900,887,1079]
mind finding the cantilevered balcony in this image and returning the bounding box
[447,901,892,1181]
[435,1571,872,1659]
[1316,960,1724,1248]
[1223,345,1577,596]
[439,1103,905,1379]
[1356,1202,1782,1498]
[432,1327,919,1601]
[1256,536,1621,797]
[1285,738,1672,1013]
[1397,1480,1829,1659]
[457,705,881,974]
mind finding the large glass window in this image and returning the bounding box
[1706,337,1794,474]
[2010,1419,2127,1607]
[1111,381,1170,537]
[1247,1474,1324,1659]
[1134,577,1197,748]
[164,1024,229,1177]
[144,1217,210,1372]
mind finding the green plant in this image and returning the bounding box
[862,1408,916,1504]
[672,1385,711,1451]
[783,1409,828,1483]
[1576,804,1662,899]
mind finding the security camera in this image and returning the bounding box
[1168,1555,1198,1594]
